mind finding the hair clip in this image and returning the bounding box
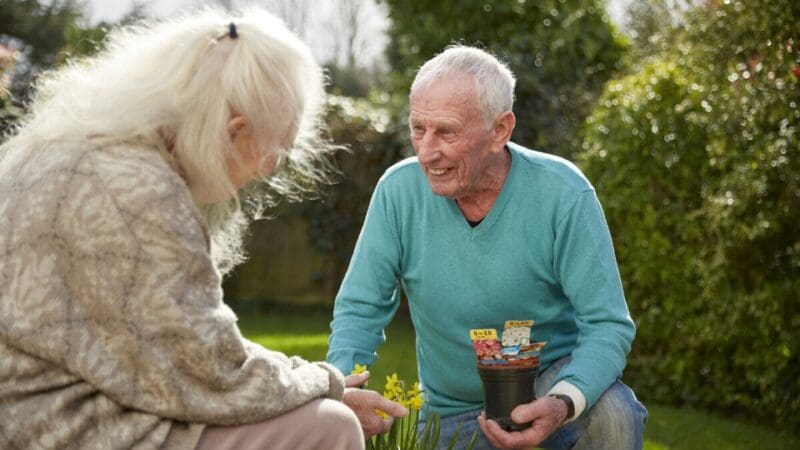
[228,22,238,39]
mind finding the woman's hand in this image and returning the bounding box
[342,371,409,438]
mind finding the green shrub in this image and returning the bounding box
[579,0,799,430]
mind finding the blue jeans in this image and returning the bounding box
[418,357,647,450]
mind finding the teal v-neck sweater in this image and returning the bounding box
[328,142,635,418]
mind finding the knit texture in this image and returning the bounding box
[328,142,635,419]
[0,140,344,449]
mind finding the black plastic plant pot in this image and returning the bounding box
[477,364,539,431]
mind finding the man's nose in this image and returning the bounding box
[416,134,441,163]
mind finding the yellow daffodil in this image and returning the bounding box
[351,364,368,375]
[383,373,403,400]
[408,395,423,411]
[363,371,461,450]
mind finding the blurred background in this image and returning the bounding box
[1,0,798,440]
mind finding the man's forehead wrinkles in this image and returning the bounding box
[409,111,462,127]
[411,90,473,107]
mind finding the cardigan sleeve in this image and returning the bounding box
[30,150,344,425]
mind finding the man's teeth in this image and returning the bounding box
[429,168,447,175]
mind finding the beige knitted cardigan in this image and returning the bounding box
[0,140,345,449]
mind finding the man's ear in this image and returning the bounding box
[227,115,249,140]
[492,111,516,147]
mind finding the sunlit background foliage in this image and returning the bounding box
[580,0,799,429]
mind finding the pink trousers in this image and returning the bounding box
[195,398,364,450]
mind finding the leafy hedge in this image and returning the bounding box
[578,0,799,430]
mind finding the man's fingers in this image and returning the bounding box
[511,400,541,424]
[478,411,549,450]
[477,414,509,449]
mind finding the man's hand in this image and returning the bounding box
[342,371,409,438]
[477,395,569,449]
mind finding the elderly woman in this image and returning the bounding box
[0,7,404,450]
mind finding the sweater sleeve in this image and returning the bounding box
[551,190,636,410]
[37,161,344,425]
[327,180,403,375]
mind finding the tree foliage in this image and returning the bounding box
[623,0,688,60]
[0,0,121,136]
[0,0,84,101]
[0,0,82,64]
[379,0,626,158]
[579,0,799,429]
[0,43,23,134]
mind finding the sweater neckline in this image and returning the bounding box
[444,145,517,237]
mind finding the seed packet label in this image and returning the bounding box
[521,341,547,352]
[501,345,521,356]
[502,326,531,346]
[470,329,498,340]
[471,321,547,367]
[504,320,534,329]
[510,350,541,360]
[472,338,503,360]
[502,320,534,346]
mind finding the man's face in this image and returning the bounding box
[409,75,497,200]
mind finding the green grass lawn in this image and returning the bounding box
[237,309,800,450]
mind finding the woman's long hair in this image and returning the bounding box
[0,7,337,274]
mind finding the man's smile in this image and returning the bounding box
[428,167,450,175]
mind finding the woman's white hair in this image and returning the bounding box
[1,7,335,274]
[410,45,516,126]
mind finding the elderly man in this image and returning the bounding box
[328,45,647,449]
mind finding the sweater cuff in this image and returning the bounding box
[546,380,587,423]
[314,362,346,401]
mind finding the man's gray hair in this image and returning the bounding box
[410,45,516,125]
